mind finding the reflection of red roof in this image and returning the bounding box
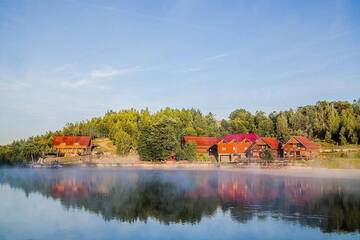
[285,181,316,205]
[51,180,88,198]
[53,136,92,147]
[293,136,318,150]
[261,137,280,150]
[224,133,260,143]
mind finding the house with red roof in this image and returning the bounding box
[283,136,319,160]
[216,133,261,162]
[52,136,92,157]
[182,136,221,154]
[217,139,253,162]
[247,137,282,159]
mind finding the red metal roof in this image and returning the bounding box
[293,136,318,150]
[53,136,92,147]
[261,137,280,150]
[223,133,261,143]
[183,136,221,146]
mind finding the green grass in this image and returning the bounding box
[308,151,360,169]
[316,141,360,150]
[92,138,117,154]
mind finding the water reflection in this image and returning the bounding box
[0,168,359,233]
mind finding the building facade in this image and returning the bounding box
[283,136,318,160]
[247,137,282,159]
[53,136,92,157]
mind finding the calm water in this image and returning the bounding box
[0,168,359,240]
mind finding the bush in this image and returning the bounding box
[263,148,274,161]
[176,142,197,161]
[113,130,133,156]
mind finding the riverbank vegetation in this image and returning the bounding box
[1,100,360,164]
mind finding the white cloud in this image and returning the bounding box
[61,79,89,89]
[90,68,128,78]
[61,66,138,89]
[176,67,202,74]
[205,53,228,61]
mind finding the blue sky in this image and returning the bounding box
[0,0,360,144]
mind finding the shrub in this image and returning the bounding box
[263,148,274,161]
[176,142,197,161]
[113,130,133,156]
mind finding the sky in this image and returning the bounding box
[0,0,360,144]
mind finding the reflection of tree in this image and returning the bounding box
[229,204,254,223]
[315,192,360,233]
[0,169,359,232]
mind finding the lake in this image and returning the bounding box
[0,167,359,240]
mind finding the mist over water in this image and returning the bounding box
[0,168,359,240]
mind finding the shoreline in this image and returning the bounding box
[26,161,360,179]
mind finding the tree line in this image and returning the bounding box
[0,99,359,164]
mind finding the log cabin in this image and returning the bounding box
[283,136,318,160]
[247,137,282,159]
[53,136,92,157]
[182,136,221,155]
[217,139,253,162]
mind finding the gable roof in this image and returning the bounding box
[223,133,261,143]
[236,141,253,153]
[261,137,280,150]
[183,136,221,153]
[183,136,221,146]
[53,136,92,147]
[291,136,318,150]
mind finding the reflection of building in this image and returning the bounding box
[53,136,92,157]
[52,180,88,198]
[217,174,280,203]
[284,180,317,205]
[187,173,321,207]
[283,136,318,160]
[2,168,359,233]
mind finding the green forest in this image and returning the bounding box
[1,99,360,164]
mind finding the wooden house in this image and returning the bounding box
[283,136,318,160]
[53,136,92,157]
[247,137,282,159]
[217,139,253,162]
[182,136,221,154]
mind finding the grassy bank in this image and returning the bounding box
[307,151,360,169]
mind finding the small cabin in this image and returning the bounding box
[247,137,282,159]
[283,136,318,160]
[52,136,92,157]
[182,136,221,155]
